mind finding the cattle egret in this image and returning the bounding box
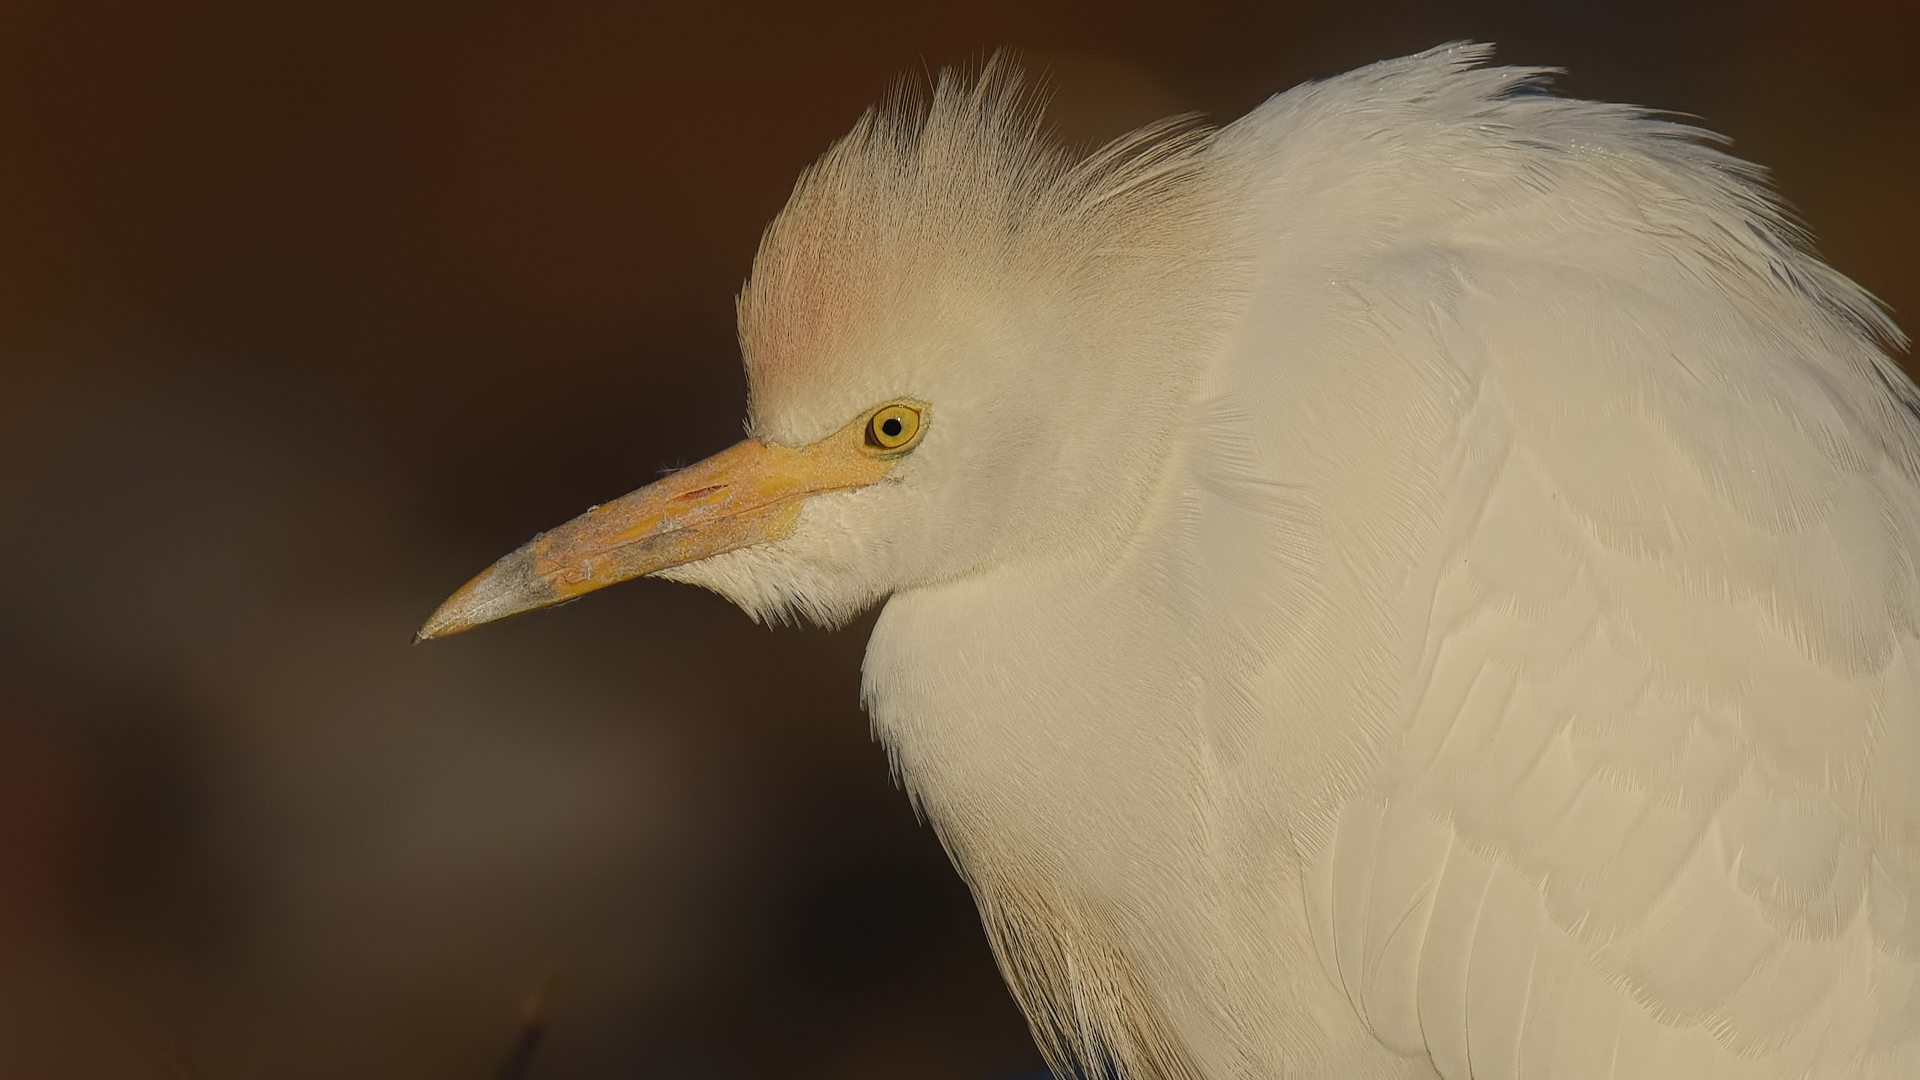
[420,44,1920,1079]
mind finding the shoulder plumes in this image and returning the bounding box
[737,56,1215,436]
[1267,44,1903,354]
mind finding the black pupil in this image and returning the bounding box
[881,417,903,438]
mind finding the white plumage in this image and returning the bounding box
[422,44,1919,1078]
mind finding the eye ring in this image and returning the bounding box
[863,402,926,455]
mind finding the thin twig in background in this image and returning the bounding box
[496,966,563,1080]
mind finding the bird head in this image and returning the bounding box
[417,61,1230,641]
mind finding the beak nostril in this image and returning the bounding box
[671,485,727,503]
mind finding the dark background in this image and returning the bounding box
[0,1,1912,1077]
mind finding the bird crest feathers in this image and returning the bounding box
[736,55,1215,441]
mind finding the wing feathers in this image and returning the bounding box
[1175,46,1916,1076]
[1318,265,1918,1074]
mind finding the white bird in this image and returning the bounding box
[419,44,1920,1079]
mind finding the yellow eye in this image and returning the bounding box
[864,402,925,453]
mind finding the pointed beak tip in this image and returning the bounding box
[412,602,470,645]
[414,545,555,643]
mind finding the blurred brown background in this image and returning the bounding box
[0,1,1911,1077]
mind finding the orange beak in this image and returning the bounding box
[415,408,914,641]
